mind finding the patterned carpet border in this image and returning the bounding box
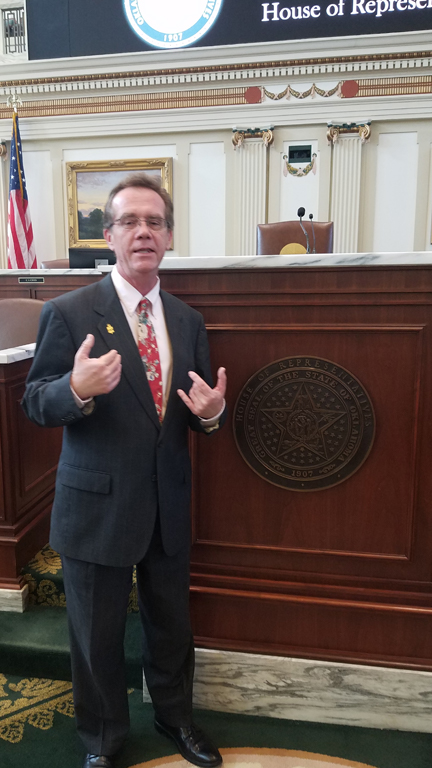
[22,544,138,612]
[129,748,378,768]
[0,674,74,744]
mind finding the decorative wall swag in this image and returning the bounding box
[283,153,317,177]
[264,83,341,101]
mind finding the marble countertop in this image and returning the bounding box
[0,343,36,364]
[162,252,432,268]
[2,252,432,275]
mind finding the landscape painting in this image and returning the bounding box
[66,158,173,248]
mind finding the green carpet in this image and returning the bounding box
[1,673,432,768]
[0,544,141,686]
[0,607,143,688]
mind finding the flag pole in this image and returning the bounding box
[6,94,37,269]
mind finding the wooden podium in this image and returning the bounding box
[1,262,432,670]
[161,262,432,671]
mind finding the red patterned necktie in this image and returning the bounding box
[137,298,163,422]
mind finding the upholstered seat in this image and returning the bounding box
[257,221,334,255]
[0,298,44,348]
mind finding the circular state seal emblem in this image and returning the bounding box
[234,357,375,491]
[123,0,223,49]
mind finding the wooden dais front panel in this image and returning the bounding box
[2,265,432,669]
[160,265,432,670]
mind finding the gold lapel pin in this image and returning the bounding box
[106,324,115,334]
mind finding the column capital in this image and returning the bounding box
[327,122,371,145]
[232,127,274,150]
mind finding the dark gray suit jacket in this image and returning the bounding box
[22,275,224,567]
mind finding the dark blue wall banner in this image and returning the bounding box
[26,0,432,60]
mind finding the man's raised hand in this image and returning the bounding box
[70,334,122,400]
[177,367,226,420]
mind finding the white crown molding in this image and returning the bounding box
[0,30,431,88]
[0,50,431,98]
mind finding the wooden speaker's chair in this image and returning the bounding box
[39,259,70,269]
[0,298,44,348]
[257,220,334,255]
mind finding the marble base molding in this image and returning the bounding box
[143,648,432,734]
[0,583,28,612]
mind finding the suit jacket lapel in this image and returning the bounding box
[94,276,161,430]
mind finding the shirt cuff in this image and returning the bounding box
[199,399,226,429]
[70,384,95,415]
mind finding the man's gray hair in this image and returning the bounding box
[103,172,174,230]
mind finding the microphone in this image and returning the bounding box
[309,213,316,254]
[297,207,310,254]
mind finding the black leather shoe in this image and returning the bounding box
[154,719,222,767]
[83,756,114,768]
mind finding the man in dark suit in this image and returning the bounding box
[22,173,227,768]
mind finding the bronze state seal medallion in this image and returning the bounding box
[234,357,375,491]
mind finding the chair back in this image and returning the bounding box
[257,221,333,255]
[39,259,70,269]
[0,298,44,349]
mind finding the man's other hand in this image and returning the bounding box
[70,334,122,400]
[177,367,226,420]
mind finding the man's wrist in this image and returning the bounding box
[199,399,225,426]
[70,383,95,414]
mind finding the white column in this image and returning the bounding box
[0,142,8,269]
[233,139,267,257]
[330,135,363,254]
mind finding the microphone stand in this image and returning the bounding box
[297,207,310,254]
[309,213,316,254]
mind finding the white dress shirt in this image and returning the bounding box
[73,265,223,427]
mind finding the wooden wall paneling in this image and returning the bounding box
[0,273,103,301]
[190,588,432,669]
[0,289,35,299]
[0,272,103,589]
[193,326,423,567]
[0,358,62,588]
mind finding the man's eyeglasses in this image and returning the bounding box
[110,215,168,231]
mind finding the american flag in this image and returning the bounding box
[7,112,37,269]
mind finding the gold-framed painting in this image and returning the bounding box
[66,158,173,249]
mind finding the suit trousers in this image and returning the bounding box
[61,519,195,756]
